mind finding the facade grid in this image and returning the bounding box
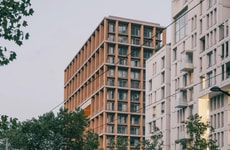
[64,16,166,150]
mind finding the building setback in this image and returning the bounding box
[146,0,230,149]
[64,16,166,150]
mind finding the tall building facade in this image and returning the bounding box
[146,0,230,149]
[64,16,166,150]
[145,44,171,150]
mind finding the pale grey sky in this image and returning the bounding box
[0,0,171,120]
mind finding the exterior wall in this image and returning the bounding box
[145,44,171,150]
[170,0,230,149]
[64,16,166,150]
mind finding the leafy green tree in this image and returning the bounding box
[141,126,163,150]
[0,107,100,150]
[0,0,34,65]
[176,113,218,150]
[111,136,128,150]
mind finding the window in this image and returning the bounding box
[183,74,188,86]
[175,10,187,42]
[161,86,165,99]
[118,46,127,56]
[131,47,140,57]
[131,80,140,89]
[131,70,140,80]
[107,78,114,86]
[226,41,229,57]
[118,69,127,78]
[131,115,139,124]
[207,51,213,67]
[144,39,152,47]
[200,76,205,90]
[131,91,140,101]
[131,59,140,67]
[207,71,213,87]
[107,125,114,133]
[118,114,127,124]
[131,103,140,112]
[118,79,127,87]
[107,56,114,64]
[161,71,165,84]
[118,90,127,101]
[118,102,127,112]
[108,22,115,33]
[173,48,177,61]
[153,62,157,74]
[131,37,140,45]
[118,57,127,65]
[161,101,165,113]
[108,34,115,41]
[118,35,128,43]
[107,113,114,123]
[149,80,152,91]
[152,106,156,117]
[144,27,152,38]
[131,25,140,36]
[107,89,114,99]
[108,45,115,54]
[200,36,205,52]
[144,49,152,59]
[107,102,114,110]
[226,62,230,78]
[107,67,115,76]
[130,127,139,135]
[117,125,127,134]
[118,23,128,34]
[161,56,165,69]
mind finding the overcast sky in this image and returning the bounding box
[0,0,171,121]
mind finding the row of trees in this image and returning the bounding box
[0,108,99,150]
[0,109,219,150]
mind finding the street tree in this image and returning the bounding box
[141,126,163,150]
[0,107,99,150]
[0,0,34,65]
[176,113,218,150]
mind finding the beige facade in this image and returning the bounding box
[146,0,230,149]
[145,44,171,150]
[64,16,166,150]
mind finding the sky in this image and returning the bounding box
[0,0,171,121]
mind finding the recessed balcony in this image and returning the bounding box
[180,50,194,72]
[175,90,187,108]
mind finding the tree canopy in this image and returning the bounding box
[0,108,99,150]
[0,0,34,65]
[176,114,218,150]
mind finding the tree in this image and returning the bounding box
[176,113,218,150]
[111,136,128,150]
[0,107,100,150]
[141,126,163,150]
[0,0,34,65]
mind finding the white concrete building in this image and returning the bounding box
[145,44,171,150]
[146,0,230,149]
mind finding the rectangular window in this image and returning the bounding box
[118,23,128,34]
[161,71,165,84]
[118,90,127,101]
[131,47,140,58]
[118,46,127,56]
[175,10,187,42]
[144,27,152,38]
[207,51,213,67]
[117,125,127,134]
[131,70,140,80]
[173,48,177,61]
[207,71,213,87]
[108,22,115,33]
[131,25,140,36]
[161,56,165,69]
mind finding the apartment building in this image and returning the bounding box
[145,44,171,150]
[64,16,166,150]
[146,0,230,149]
[171,0,230,149]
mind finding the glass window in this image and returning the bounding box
[175,11,188,42]
[131,25,140,36]
[118,23,128,34]
[144,27,152,38]
[118,46,128,56]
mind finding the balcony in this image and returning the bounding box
[178,131,191,141]
[180,50,194,72]
[175,90,187,108]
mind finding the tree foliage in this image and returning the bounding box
[0,108,99,150]
[176,113,218,150]
[0,0,34,66]
[141,126,163,150]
